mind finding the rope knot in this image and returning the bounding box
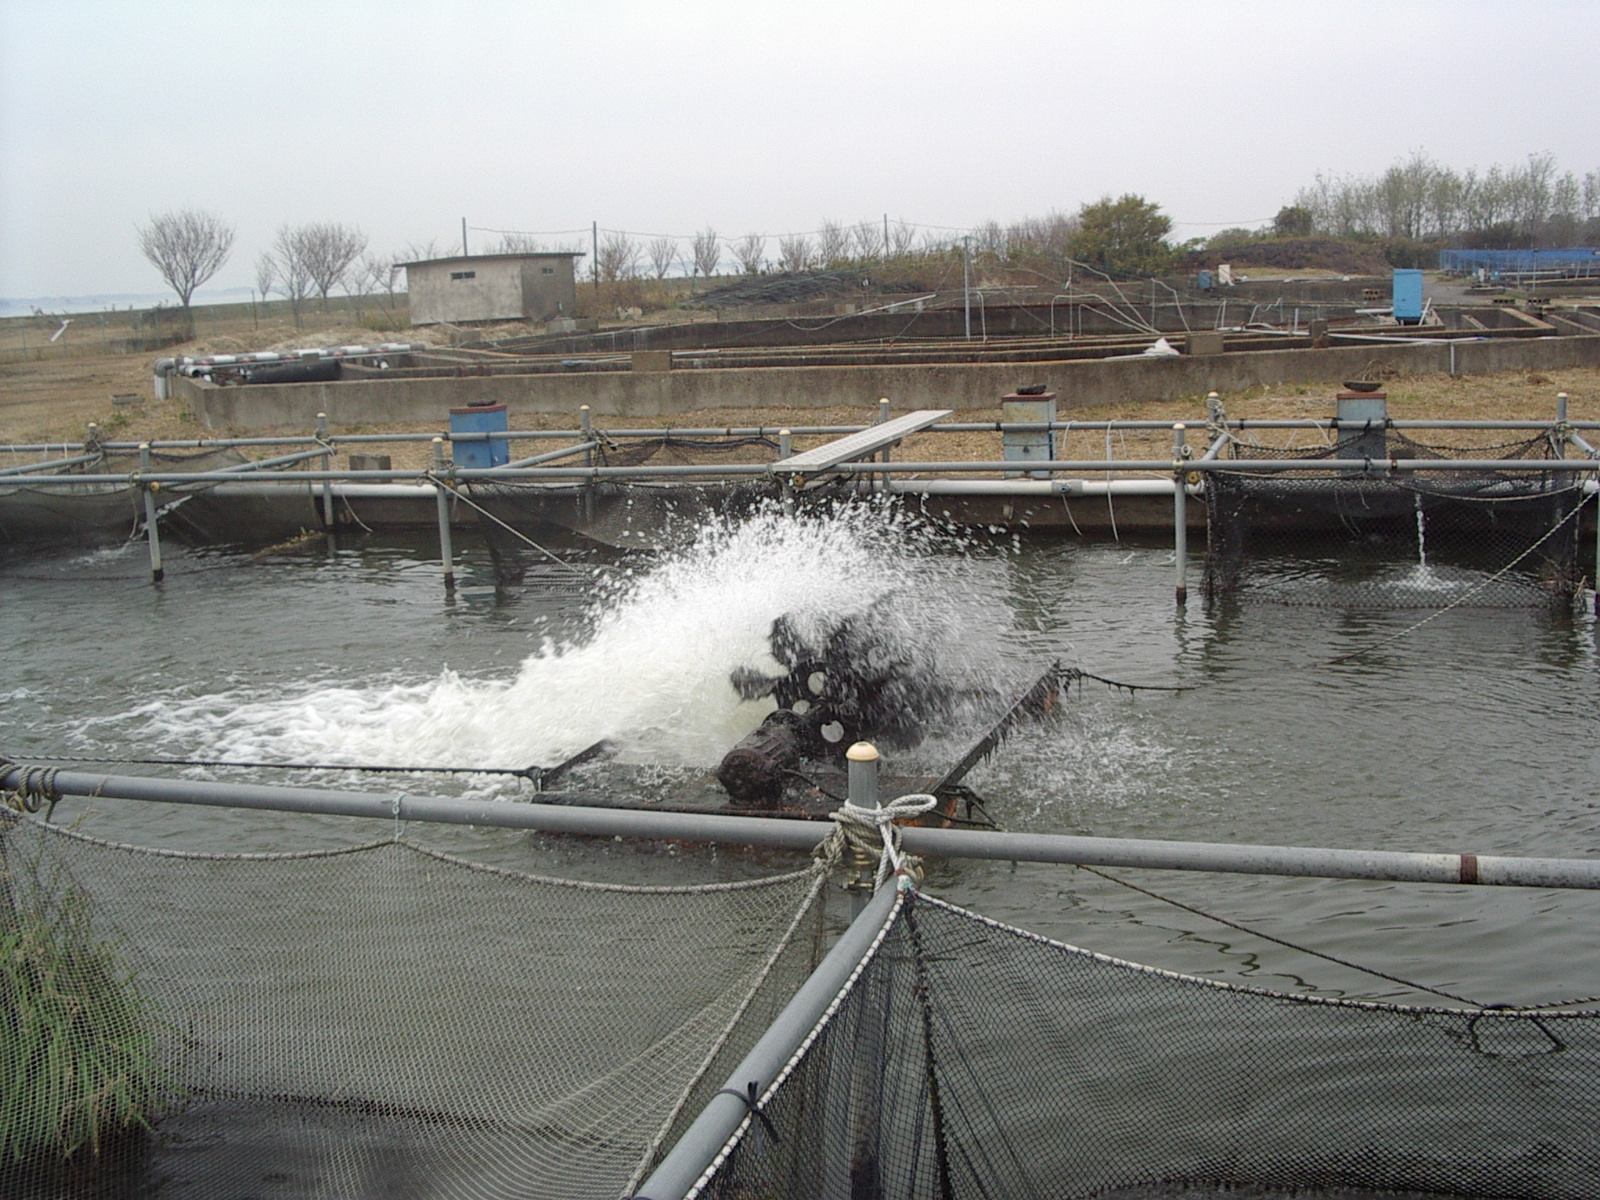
[828,793,936,890]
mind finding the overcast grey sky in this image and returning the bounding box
[3,0,1597,301]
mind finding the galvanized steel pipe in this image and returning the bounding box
[6,766,1599,891]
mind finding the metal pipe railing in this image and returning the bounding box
[6,766,1598,890]
[12,456,1600,488]
[0,452,102,476]
[9,418,1598,461]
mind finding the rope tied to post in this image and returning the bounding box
[1,757,61,815]
[827,793,936,891]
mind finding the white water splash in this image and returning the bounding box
[1399,495,1465,595]
[138,505,1016,772]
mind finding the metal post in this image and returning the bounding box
[316,412,333,528]
[877,397,891,491]
[580,405,595,524]
[962,236,972,341]
[845,741,880,917]
[1558,391,1569,423]
[1173,423,1188,606]
[138,442,163,583]
[778,428,794,515]
[432,437,455,592]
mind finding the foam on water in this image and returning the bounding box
[134,505,1017,775]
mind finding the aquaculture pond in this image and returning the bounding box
[6,508,1593,1004]
[5,505,1597,1011]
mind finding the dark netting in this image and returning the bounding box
[696,892,1600,1200]
[1204,429,1590,608]
[0,812,826,1200]
[0,445,249,555]
[466,476,784,578]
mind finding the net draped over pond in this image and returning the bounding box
[693,892,1600,1200]
[7,807,1600,1200]
[0,812,828,1200]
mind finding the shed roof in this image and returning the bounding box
[398,252,586,269]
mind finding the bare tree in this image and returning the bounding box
[287,222,368,310]
[402,238,441,263]
[972,219,1008,259]
[647,236,678,279]
[254,252,276,307]
[137,208,235,335]
[269,225,315,328]
[347,251,396,317]
[494,231,546,253]
[596,230,641,281]
[817,219,851,267]
[732,233,767,274]
[692,228,721,279]
[777,233,813,272]
[886,219,918,257]
[380,254,406,309]
[852,219,884,261]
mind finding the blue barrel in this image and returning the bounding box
[449,403,510,468]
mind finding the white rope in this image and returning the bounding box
[828,793,937,890]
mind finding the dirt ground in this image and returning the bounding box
[4,315,1598,471]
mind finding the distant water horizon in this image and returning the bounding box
[0,286,256,319]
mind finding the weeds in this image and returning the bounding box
[0,834,166,1169]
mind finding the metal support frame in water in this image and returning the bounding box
[8,405,1599,607]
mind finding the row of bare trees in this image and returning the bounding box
[138,209,412,332]
[486,218,948,283]
[1293,152,1600,248]
[254,223,371,326]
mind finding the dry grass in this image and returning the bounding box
[4,309,1597,472]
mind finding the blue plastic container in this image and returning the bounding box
[1392,269,1424,325]
[449,403,510,469]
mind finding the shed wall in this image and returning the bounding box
[409,260,527,325]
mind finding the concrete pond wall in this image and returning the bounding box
[178,334,1600,431]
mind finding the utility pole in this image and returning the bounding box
[461,218,468,257]
[592,221,600,293]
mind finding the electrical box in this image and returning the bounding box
[1334,390,1388,460]
[449,403,510,469]
[1002,391,1056,478]
[1392,269,1424,325]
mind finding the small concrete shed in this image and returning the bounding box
[401,252,583,325]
